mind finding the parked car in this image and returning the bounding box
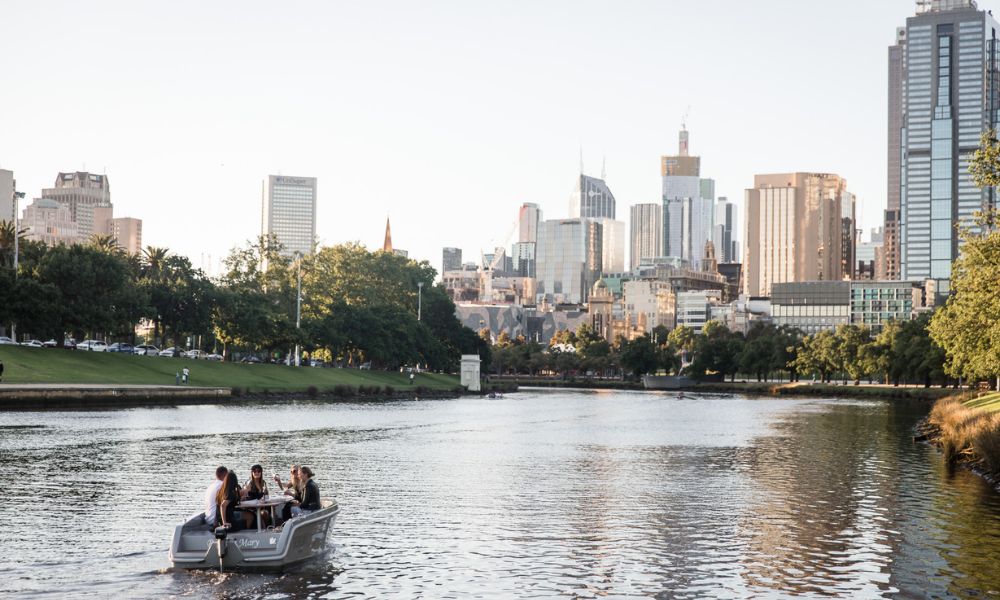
[43,338,76,349]
[183,349,207,360]
[108,343,135,353]
[133,344,159,356]
[20,340,45,348]
[308,359,326,368]
[240,356,263,364]
[158,347,180,357]
[0,336,16,345]
[206,353,224,362]
[76,340,108,352]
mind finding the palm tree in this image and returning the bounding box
[141,246,170,279]
[0,219,28,268]
[89,233,123,255]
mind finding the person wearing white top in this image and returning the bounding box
[204,466,228,526]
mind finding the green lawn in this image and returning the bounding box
[964,392,1000,412]
[0,346,459,392]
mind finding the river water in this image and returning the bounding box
[2,390,1000,599]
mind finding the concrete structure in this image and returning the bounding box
[629,203,662,271]
[460,355,481,392]
[743,173,853,297]
[442,247,462,274]
[454,303,590,345]
[622,280,675,332]
[262,175,317,257]
[892,1,1000,281]
[535,218,602,304]
[111,217,143,255]
[569,174,616,220]
[42,172,112,238]
[676,290,724,334]
[20,198,80,246]
[0,169,13,223]
[713,198,738,263]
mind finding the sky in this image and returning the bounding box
[1,0,922,274]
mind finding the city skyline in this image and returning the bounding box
[0,0,932,270]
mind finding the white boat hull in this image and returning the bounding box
[168,500,339,571]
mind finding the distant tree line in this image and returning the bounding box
[0,227,488,371]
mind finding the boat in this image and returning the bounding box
[168,499,340,571]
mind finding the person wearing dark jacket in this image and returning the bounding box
[291,466,321,516]
[216,471,243,531]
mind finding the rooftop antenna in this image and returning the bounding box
[679,105,692,157]
[601,154,606,180]
[579,145,584,175]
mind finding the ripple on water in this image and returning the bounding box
[2,392,1000,599]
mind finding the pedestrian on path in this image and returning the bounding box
[182,367,190,384]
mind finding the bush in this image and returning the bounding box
[383,385,395,396]
[306,385,318,398]
[230,386,243,397]
[332,384,356,397]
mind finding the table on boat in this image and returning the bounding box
[238,497,292,531]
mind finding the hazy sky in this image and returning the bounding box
[2,0,921,273]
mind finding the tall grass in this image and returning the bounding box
[929,395,1000,474]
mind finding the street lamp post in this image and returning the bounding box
[294,251,302,367]
[417,281,424,321]
[11,189,24,341]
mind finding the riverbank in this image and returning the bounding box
[497,375,957,401]
[925,393,1000,484]
[0,345,459,391]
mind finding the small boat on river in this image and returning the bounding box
[168,499,340,571]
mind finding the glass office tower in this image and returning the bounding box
[896,1,1000,281]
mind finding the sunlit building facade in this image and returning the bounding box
[535,218,602,305]
[630,203,662,271]
[263,175,317,258]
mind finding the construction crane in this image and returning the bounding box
[480,217,519,302]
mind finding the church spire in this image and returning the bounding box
[382,217,393,252]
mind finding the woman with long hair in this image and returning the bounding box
[242,464,270,528]
[216,470,243,530]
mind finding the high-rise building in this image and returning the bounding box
[661,127,715,269]
[713,198,738,263]
[630,203,662,270]
[20,198,79,246]
[0,169,14,223]
[262,175,317,257]
[518,202,542,243]
[892,0,1000,281]
[743,173,853,297]
[442,247,462,274]
[885,26,907,280]
[111,217,143,255]
[596,218,625,273]
[42,172,112,238]
[535,218,602,304]
[841,191,857,280]
[512,241,536,277]
[569,175,616,220]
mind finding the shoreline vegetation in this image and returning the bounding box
[924,393,1000,486]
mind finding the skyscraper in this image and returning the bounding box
[713,197,738,263]
[596,218,625,273]
[442,247,462,273]
[535,218,602,304]
[262,175,317,258]
[885,26,907,280]
[518,202,542,242]
[111,217,143,255]
[661,127,715,269]
[743,173,853,297]
[569,174,616,219]
[630,203,662,270]
[42,172,112,238]
[892,0,1000,281]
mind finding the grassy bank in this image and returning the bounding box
[692,381,958,401]
[927,393,1000,477]
[0,346,460,393]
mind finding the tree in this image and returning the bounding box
[619,334,658,379]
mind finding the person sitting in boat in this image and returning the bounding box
[203,465,228,527]
[241,464,270,528]
[291,466,321,517]
[274,464,304,522]
[216,470,243,531]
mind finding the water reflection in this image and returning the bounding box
[2,392,1000,598]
